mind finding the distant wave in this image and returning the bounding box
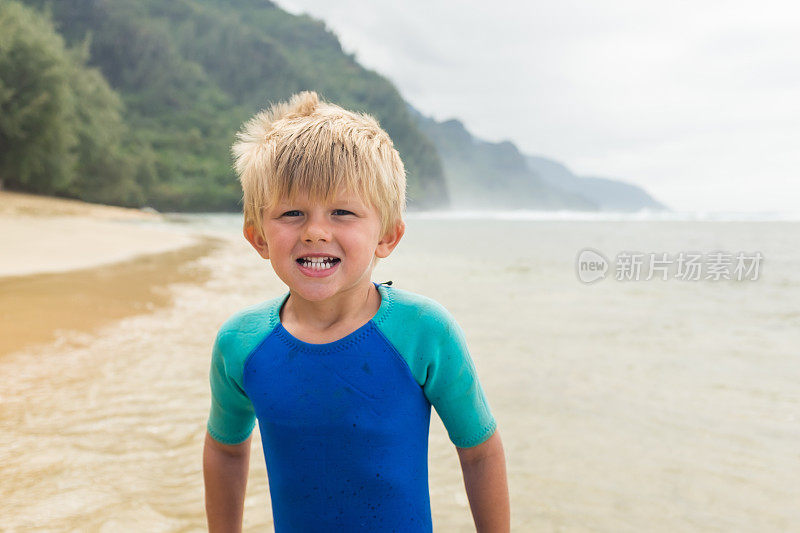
[406,209,800,222]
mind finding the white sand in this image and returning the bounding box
[0,191,199,277]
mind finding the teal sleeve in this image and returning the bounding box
[421,306,497,448]
[206,297,284,445]
[375,288,497,448]
[206,328,257,445]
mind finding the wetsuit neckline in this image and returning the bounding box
[271,282,394,353]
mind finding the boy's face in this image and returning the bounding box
[244,188,404,303]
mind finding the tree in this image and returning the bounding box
[0,1,146,204]
[0,0,76,192]
[63,40,145,205]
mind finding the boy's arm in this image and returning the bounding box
[203,431,252,533]
[457,429,510,533]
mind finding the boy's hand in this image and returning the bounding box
[203,431,252,533]
[457,429,510,533]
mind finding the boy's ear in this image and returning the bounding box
[244,225,270,260]
[375,219,405,259]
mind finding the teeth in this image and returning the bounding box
[300,258,336,269]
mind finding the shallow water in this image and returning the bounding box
[0,239,218,357]
[1,215,798,531]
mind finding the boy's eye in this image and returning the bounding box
[281,210,302,217]
[332,209,354,216]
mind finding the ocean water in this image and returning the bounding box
[1,213,798,531]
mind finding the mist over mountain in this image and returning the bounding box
[525,156,668,212]
[414,111,666,212]
[415,114,597,210]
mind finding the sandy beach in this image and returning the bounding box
[0,191,202,278]
[0,191,218,356]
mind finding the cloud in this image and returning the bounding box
[277,0,800,213]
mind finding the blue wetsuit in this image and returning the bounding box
[207,282,496,532]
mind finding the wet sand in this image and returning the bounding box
[0,239,219,357]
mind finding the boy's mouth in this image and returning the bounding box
[296,255,341,270]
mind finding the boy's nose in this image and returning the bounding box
[302,217,331,242]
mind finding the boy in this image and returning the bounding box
[203,91,509,532]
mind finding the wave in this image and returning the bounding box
[405,209,800,222]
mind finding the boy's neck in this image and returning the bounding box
[280,281,381,341]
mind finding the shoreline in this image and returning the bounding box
[0,191,222,356]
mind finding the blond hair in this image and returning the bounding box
[232,91,406,240]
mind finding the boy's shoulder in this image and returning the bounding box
[388,287,455,323]
[214,293,286,356]
[378,284,465,342]
[383,284,455,317]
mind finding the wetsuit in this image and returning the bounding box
[207,282,496,532]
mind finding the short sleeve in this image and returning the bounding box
[206,329,256,445]
[422,309,497,448]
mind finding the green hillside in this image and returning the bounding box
[5,0,447,210]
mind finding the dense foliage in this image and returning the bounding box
[0,1,147,204]
[4,0,447,210]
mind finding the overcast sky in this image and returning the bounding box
[277,0,799,213]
